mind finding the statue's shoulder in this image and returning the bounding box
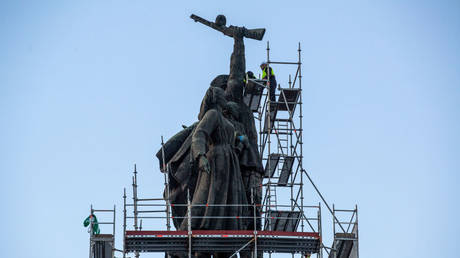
[202,108,221,121]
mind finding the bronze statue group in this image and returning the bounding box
[156,16,271,258]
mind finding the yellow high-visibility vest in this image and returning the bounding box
[262,67,275,79]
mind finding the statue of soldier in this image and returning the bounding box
[156,14,266,258]
[191,14,265,258]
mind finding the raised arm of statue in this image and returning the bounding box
[226,32,246,102]
[190,14,265,102]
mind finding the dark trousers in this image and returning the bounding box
[269,78,276,102]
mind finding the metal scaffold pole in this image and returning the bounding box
[132,164,139,258]
[89,204,93,258]
[298,42,305,233]
[123,188,127,258]
[161,136,172,232]
[113,205,116,258]
[252,188,258,258]
[187,190,192,258]
[319,202,323,258]
[356,204,359,258]
[266,40,274,234]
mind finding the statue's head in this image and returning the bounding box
[215,15,226,27]
[223,101,239,120]
[210,74,229,90]
[198,87,227,120]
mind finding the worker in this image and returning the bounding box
[243,71,257,95]
[260,62,277,101]
[83,214,100,235]
[246,70,256,80]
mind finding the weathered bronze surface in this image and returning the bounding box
[157,15,265,240]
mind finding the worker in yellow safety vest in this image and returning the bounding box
[260,62,277,101]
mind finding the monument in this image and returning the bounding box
[156,14,265,258]
[85,13,358,258]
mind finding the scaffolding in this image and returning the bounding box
[328,205,359,258]
[254,42,306,235]
[87,205,116,258]
[122,169,321,257]
[87,42,359,258]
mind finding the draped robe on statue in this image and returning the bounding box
[179,88,248,231]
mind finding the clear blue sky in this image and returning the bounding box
[1,1,459,257]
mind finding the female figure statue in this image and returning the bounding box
[180,86,248,231]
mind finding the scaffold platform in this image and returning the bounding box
[125,230,320,254]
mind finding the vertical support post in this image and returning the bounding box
[288,73,294,213]
[113,205,116,238]
[298,42,304,232]
[89,204,93,258]
[133,164,138,230]
[266,40,273,232]
[355,205,359,258]
[318,203,322,258]
[288,74,292,89]
[123,188,127,258]
[161,136,172,232]
[332,204,336,258]
[259,102,263,155]
[252,188,258,258]
[132,165,139,258]
[288,73,293,158]
[187,190,192,258]
[267,41,272,258]
[113,205,116,258]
